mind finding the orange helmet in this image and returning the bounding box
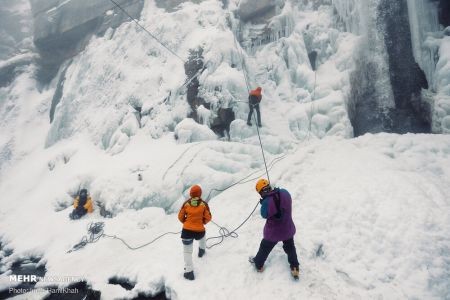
[255,179,270,193]
[190,184,202,198]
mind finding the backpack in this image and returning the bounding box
[272,189,283,220]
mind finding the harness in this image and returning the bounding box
[248,94,261,105]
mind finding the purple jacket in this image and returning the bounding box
[260,188,296,242]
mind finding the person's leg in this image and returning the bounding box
[225,122,231,141]
[69,211,77,220]
[78,209,87,218]
[182,239,194,274]
[247,103,253,125]
[198,236,206,257]
[255,104,261,127]
[282,238,299,268]
[253,239,277,270]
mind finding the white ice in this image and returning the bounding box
[0,1,449,299]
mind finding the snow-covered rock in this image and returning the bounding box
[174,118,217,143]
[0,1,450,299]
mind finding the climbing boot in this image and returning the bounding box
[290,266,300,280]
[184,271,195,280]
[248,257,264,272]
[198,248,205,258]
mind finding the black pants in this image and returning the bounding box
[69,207,87,220]
[254,238,299,269]
[247,103,261,126]
[181,229,205,240]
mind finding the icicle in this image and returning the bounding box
[406,0,441,86]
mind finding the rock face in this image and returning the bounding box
[349,57,393,136]
[0,53,37,87]
[236,0,278,22]
[30,0,144,83]
[348,0,433,136]
[378,0,431,134]
[154,0,205,12]
[437,0,450,26]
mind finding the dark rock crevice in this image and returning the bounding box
[185,48,206,123]
[132,291,167,300]
[34,17,103,84]
[0,64,19,88]
[348,0,433,137]
[378,0,431,134]
[50,61,72,123]
[108,276,135,290]
[434,0,450,26]
[348,56,393,136]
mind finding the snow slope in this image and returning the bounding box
[0,0,450,299]
[0,133,449,299]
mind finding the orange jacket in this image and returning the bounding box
[178,198,212,232]
[250,88,262,97]
[73,196,94,213]
[249,87,262,104]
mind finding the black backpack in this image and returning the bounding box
[272,188,283,220]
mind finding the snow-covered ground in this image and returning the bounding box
[1,0,450,299]
[0,133,449,299]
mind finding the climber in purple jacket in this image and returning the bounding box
[250,179,300,279]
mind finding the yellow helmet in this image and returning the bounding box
[255,178,270,193]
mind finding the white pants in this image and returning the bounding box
[183,237,206,272]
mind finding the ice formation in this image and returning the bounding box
[0,1,449,299]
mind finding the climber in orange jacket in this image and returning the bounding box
[247,86,262,127]
[178,184,212,280]
[70,189,93,220]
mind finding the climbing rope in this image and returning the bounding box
[204,152,287,202]
[231,17,271,184]
[109,0,185,63]
[202,151,291,248]
[307,50,318,141]
[68,222,180,253]
[68,149,291,253]
[205,200,259,249]
[307,70,317,141]
[103,230,180,250]
[67,222,106,253]
[162,143,201,181]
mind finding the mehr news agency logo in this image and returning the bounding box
[9,274,85,295]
